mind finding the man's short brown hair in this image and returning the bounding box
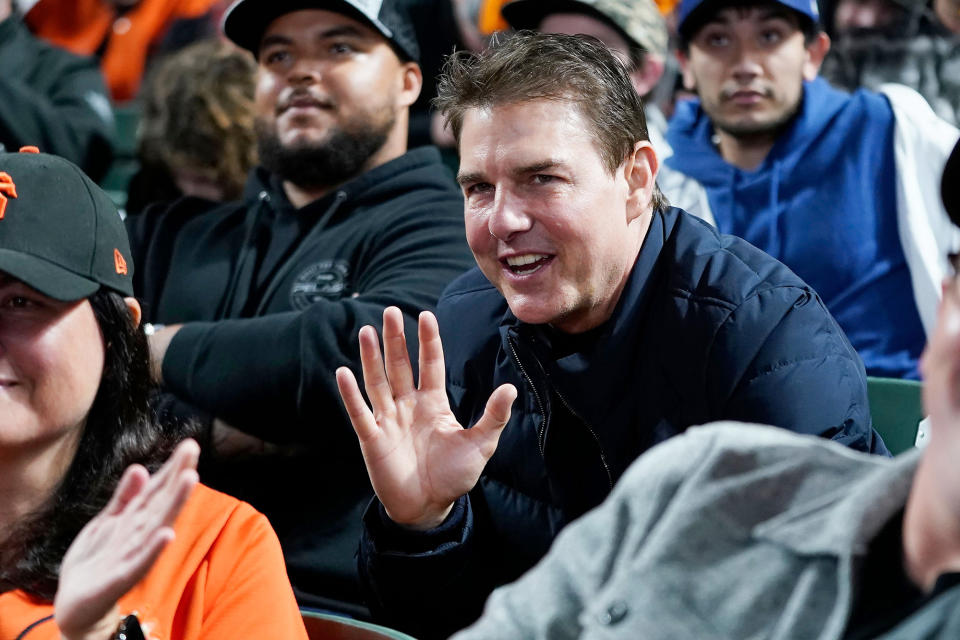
[434,31,666,211]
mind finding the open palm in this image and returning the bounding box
[54,440,200,639]
[337,307,516,530]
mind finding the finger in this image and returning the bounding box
[157,468,199,529]
[382,307,415,397]
[336,366,381,442]
[417,311,447,391]
[115,526,177,594]
[102,465,149,517]
[128,440,199,515]
[138,464,199,537]
[468,383,517,459]
[358,324,396,417]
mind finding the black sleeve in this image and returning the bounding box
[159,205,474,447]
[0,18,114,180]
[710,285,889,455]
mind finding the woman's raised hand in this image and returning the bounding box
[54,439,200,640]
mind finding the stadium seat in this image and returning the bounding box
[301,610,416,640]
[866,376,924,455]
[99,104,141,211]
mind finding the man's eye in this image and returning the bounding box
[465,183,493,196]
[532,174,556,185]
[263,50,290,65]
[760,29,783,44]
[330,42,355,55]
[706,33,729,47]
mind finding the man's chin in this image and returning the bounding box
[712,104,800,139]
[278,129,334,151]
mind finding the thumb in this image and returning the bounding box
[468,383,517,459]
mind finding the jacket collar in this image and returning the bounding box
[753,449,920,557]
[497,208,675,429]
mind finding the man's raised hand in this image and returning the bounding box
[336,307,516,530]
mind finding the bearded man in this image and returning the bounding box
[124,0,473,616]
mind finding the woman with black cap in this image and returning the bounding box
[0,149,307,640]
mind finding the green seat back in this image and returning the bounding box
[301,610,417,640]
[99,104,141,210]
[866,376,924,455]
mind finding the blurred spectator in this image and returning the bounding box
[404,0,482,149]
[24,0,225,101]
[500,0,671,155]
[0,0,114,180]
[821,0,960,126]
[126,39,257,214]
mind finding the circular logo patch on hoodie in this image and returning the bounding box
[290,260,351,309]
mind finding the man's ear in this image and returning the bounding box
[124,297,142,329]
[629,54,666,97]
[624,140,659,222]
[675,49,697,91]
[802,31,831,81]
[398,62,423,109]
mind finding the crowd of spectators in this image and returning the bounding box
[1,0,960,637]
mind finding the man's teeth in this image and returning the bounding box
[505,254,548,267]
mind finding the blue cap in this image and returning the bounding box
[677,0,820,38]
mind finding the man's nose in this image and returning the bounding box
[730,42,764,82]
[488,190,533,242]
[288,57,323,84]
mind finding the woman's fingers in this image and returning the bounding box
[101,464,149,517]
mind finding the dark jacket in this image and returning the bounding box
[0,13,113,180]
[126,146,474,612]
[359,206,886,638]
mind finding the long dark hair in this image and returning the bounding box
[0,290,193,599]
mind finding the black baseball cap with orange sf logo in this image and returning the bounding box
[0,147,133,300]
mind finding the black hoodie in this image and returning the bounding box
[126,146,473,611]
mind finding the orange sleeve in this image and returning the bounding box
[191,503,309,640]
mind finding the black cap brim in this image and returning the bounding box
[0,250,101,302]
[943,139,960,227]
[501,0,634,46]
[222,0,416,60]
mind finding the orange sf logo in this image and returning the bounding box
[114,248,128,275]
[0,172,17,220]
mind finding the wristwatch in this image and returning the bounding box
[114,614,145,640]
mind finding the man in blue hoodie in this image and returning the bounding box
[666,0,960,379]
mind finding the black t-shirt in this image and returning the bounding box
[844,509,960,639]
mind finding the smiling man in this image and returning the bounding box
[336,31,887,639]
[666,0,960,380]
[123,0,473,615]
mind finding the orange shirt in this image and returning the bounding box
[25,0,220,101]
[0,484,309,640]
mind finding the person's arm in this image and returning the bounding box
[712,285,886,454]
[450,428,715,640]
[155,208,474,447]
[0,15,114,180]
